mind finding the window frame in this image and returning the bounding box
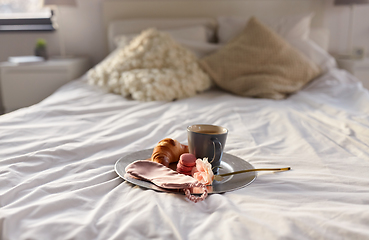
[0,10,55,32]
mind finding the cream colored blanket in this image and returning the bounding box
[1,68,369,239]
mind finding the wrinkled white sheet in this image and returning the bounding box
[1,68,369,240]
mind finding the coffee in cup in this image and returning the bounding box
[187,124,228,175]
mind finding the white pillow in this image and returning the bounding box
[114,26,221,58]
[309,28,330,52]
[108,18,217,52]
[217,13,312,44]
[114,25,209,48]
[217,14,336,72]
[174,41,221,58]
[287,38,337,73]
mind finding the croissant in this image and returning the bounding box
[150,138,189,167]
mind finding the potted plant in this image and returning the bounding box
[35,38,48,60]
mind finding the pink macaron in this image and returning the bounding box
[176,163,194,175]
[179,153,197,167]
[176,153,197,175]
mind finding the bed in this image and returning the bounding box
[1,1,369,239]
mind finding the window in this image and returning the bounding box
[0,0,54,32]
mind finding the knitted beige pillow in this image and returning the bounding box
[88,28,211,101]
[200,17,321,100]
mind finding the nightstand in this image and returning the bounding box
[0,57,91,113]
[336,58,369,90]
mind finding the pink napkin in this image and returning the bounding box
[125,160,208,203]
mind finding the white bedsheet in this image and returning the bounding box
[1,68,369,239]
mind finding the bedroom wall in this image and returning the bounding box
[0,0,369,66]
[0,0,106,66]
[325,0,369,57]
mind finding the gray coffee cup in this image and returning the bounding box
[187,124,228,175]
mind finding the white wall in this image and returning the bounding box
[1,0,369,65]
[1,0,369,66]
[0,0,106,66]
[325,0,369,56]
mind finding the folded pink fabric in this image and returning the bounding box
[125,160,208,203]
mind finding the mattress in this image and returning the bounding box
[1,68,369,239]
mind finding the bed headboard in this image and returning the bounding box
[102,0,327,51]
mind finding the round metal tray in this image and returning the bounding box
[115,149,256,194]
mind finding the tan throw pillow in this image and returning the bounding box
[200,17,321,99]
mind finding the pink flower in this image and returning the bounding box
[192,158,214,185]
